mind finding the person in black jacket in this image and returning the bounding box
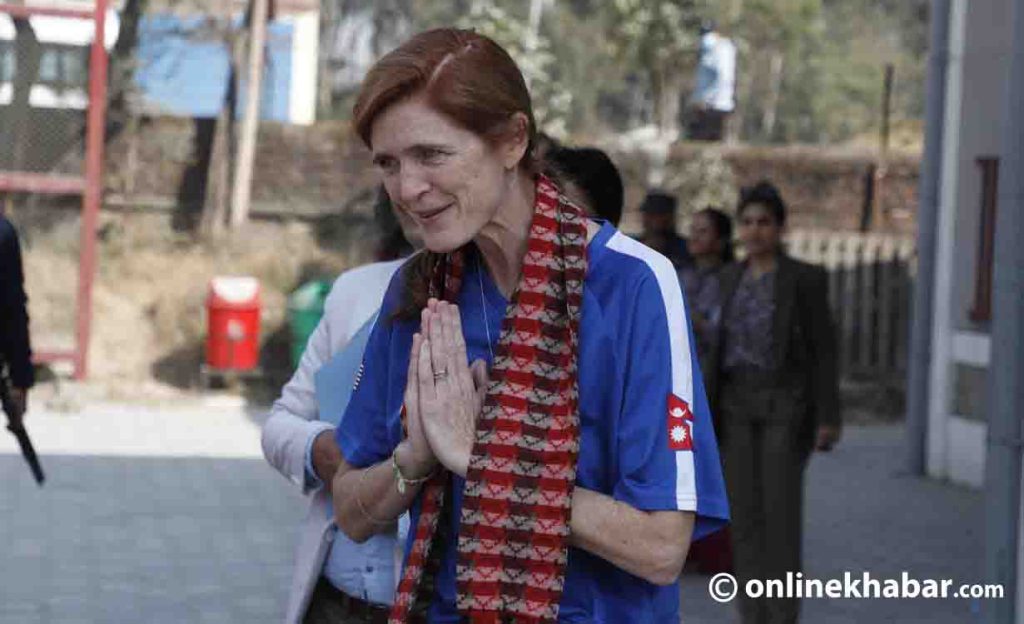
[637,190,693,270]
[703,181,840,624]
[0,214,34,419]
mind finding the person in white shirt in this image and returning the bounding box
[687,20,737,141]
[261,190,416,623]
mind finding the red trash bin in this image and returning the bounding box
[206,276,261,371]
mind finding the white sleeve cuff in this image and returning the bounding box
[302,421,336,495]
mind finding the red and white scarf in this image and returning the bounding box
[390,175,588,623]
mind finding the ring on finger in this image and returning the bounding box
[433,368,449,381]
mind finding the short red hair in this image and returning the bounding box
[353,28,536,169]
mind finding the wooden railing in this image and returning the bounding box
[787,230,917,378]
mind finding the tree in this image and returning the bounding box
[8,18,41,171]
[317,0,413,119]
[453,0,573,137]
[196,8,244,237]
[605,0,705,142]
[714,0,823,142]
[109,0,148,121]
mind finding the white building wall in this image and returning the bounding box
[927,0,967,483]
[949,0,1016,332]
[288,10,319,125]
[929,0,1016,489]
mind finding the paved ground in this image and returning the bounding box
[0,400,988,623]
[680,425,986,623]
[0,398,302,624]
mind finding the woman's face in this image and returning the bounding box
[369,94,525,253]
[738,203,783,257]
[688,212,722,259]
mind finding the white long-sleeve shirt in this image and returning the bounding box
[261,258,405,619]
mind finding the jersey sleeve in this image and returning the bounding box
[612,267,730,541]
[335,271,404,469]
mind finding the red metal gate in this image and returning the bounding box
[0,0,108,379]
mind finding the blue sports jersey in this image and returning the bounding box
[336,221,729,623]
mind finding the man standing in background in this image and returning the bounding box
[637,190,693,270]
[688,19,737,142]
[0,213,34,421]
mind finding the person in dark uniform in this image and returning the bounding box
[704,181,840,624]
[637,190,693,270]
[0,214,34,420]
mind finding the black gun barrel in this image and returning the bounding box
[0,363,45,485]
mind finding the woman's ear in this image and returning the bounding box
[502,112,530,170]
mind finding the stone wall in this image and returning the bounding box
[104,117,920,236]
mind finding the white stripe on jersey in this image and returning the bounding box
[605,232,698,511]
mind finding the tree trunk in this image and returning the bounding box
[729,41,754,143]
[200,105,233,239]
[651,67,683,143]
[316,0,337,117]
[199,19,243,239]
[109,0,149,121]
[9,18,41,171]
[229,0,269,229]
[761,50,784,140]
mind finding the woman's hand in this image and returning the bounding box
[418,299,489,477]
[395,332,439,479]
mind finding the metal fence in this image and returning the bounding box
[0,0,110,379]
[787,229,916,378]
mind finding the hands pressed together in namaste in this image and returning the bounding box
[396,298,489,479]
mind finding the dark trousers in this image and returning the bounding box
[687,108,730,141]
[719,380,810,624]
[303,577,390,624]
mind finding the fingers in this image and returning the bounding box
[417,322,436,403]
[470,358,489,410]
[443,304,473,398]
[404,333,423,436]
[422,301,479,411]
[470,359,489,391]
[406,333,421,399]
[450,305,471,372]
[426,305,449,394]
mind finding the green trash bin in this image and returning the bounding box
[287,279,333,368]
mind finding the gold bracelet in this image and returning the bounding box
[354,464,393,526]
[391,448,435,495]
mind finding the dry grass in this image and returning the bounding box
[19,208,373,401]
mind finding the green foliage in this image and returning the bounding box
[453,0,574,137]
[705,0,929,144]
[329,0,929,146]
[605,0,704,66]
[602,0,708,138]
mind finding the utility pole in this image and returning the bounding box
[862,63,895,232]
[199,0,240,239]
[230,0,269,229]
[873,63,895,230]
[523,0,550,90]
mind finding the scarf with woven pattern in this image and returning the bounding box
[389,175,587,623]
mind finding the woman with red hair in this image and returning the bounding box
[329,29,729,623]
